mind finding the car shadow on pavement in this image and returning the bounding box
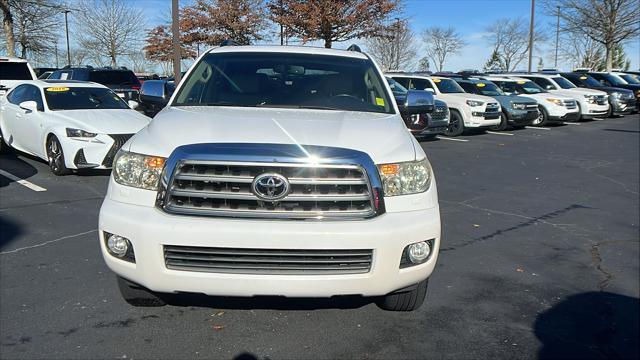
[0,216,23,250]
[535,291,639,360]
[0,150,38,187]
[162,293,374,310]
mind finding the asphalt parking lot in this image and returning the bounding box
[1,115,638,359]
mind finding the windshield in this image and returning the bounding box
[0,63,32,80]
[88,71,140,87]
[552,77,576,89]
[470,81,504,96]
[566,74,603,87]
[495,80,546,95]
[174,52,394,114]
[433,78,464,93]
[386,78,408,96]
[619,74,640,84]
[44,87,129,110]
[599,73,626,86]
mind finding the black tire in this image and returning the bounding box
[376,279,428,311]
[416,134,438,142]
[532,106,549,126]
[490,112,509,131]
[606,102,614,118]
[575,103,584,122]
[444,110,464,137]
[0,128,5,153]
[46,135,70,175]
[117,276,166,307]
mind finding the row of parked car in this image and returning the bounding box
[1,54,639,176]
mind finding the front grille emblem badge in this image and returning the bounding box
[252,173,290,201]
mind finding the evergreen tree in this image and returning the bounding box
[484,49,505,71]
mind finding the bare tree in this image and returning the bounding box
[127,51,151,73]
[1,0,15,56]
[485,18,547,71]
[558,31,604,70]
[74,0,144,67]
[70,47,89,66]
[11,0,62,59]
[421,26,465,72]
[544,0,639,71]
[365,19,417,71]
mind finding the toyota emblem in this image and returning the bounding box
[251,173,290,201]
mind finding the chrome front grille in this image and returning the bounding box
[485,103,500,113]
[162,161,375,219]
[431,104,449,122]
[164,245,373,274]
[563,100,577,109]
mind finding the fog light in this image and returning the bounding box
[107,234,129,257]
[408,241,431,264]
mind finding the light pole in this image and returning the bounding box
[172,0,181,83]
[63,9,71,66]
[395,17,401,69]
[527,0,535,73]
[554,5,560,68]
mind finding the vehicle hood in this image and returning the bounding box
[522,92,574,101]
[615,83,640,91]
[128,106,417,164]
[437,92,497,103]
[586,86,634,94]
[50,109,151,134]
[491,95,537,107]
[562,87,608,96]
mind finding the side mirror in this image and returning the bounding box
[140,80,171,107]
[399,90,434,115]
[19,101,38,113]
[127,100,140,109]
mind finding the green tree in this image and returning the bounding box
[484,48,504,71]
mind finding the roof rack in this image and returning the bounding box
[347,44,362,52]
[220,39,239,47]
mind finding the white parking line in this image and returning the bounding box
[436,136,469,142]
[486,131,514,136]
[0,169,47,192]
[563,122,581,125]
[525,126,551,130]
[593,118,607,121]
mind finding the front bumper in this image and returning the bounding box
[99,197,441,298]
[63,133,132,169]
[581,102,609,119]
[506,109,539,125]
[611,97,637,115]
[549,111,580,122]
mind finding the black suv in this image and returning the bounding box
[48,66,141,101]
[585,72,640,111]
[561,73,636,116]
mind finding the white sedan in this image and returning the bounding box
[0,80,150,175]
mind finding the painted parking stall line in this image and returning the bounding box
[562,122,582,125]
[525,126,551,131]
[486,131,514,136]
[0,169,47,192]
[436,136,469,142]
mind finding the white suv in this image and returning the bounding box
[99,45,441,311]
[481,76,580,126]
[0,57,36,97]
[387,74,501,136]
[515,74,609,120]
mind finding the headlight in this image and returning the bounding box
[546,98,564,106]
[611,92,622,99]
[512,103,526,110]
[113,150,166,190]
[378,158,432,196]
[66,128,97,138]
[583,94,597,104]
[466,100,484,107]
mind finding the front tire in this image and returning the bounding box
[444,110,464,137]
[117,276,166,307]
[46,135,70,176]
[376,279,428,311]
[532,106,549,126]
[490,112,509,131]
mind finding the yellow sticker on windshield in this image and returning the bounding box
[579,76,588,80]
[433,78,441,83]
[476,83,486,87]
[375,97,385,106]
[517,81,526,84]
[46,87,70,92]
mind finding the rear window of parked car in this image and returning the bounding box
[88,71,140,87]
[0,63,33,80]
